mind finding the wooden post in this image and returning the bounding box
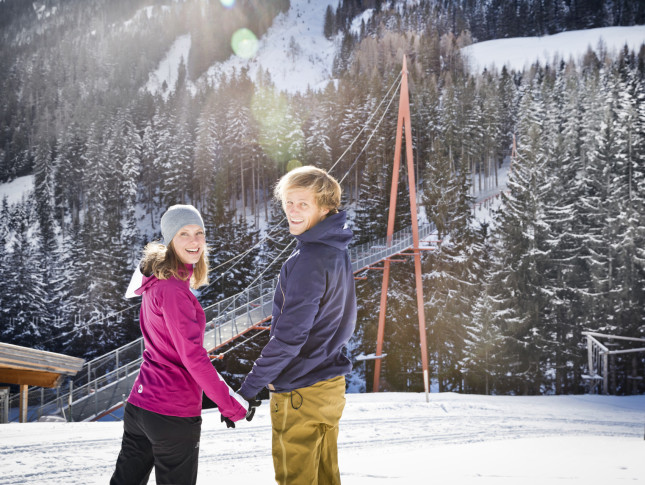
[587,336,594,376]
[603,352,609,395]
[19,384,28,423]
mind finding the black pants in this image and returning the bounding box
[110,403,202,485]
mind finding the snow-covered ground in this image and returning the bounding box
[0,174,34,205]
[203,0,338,94]
[145,33,191,98]
[463,25,645,73]
[2,392,643,484]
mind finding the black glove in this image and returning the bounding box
[245,397,261,422]
[221,414,236,429]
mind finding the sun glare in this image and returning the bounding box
[219,0,235,8]
[231,28,258,59]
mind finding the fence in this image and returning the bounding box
[7,219,439,422]
[582,331,645,394]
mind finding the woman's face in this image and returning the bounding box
[172,224,205,265]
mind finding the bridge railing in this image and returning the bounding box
[350,222,436,272]
[9,221,437,421]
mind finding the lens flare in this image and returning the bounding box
[219,0,235,7]
[231,28,258,59]
[286,159,302,172]
[251,87,304,167]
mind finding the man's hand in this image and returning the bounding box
[245,397,261,422]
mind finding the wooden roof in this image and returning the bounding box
[0,342,85,388]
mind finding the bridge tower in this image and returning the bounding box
[373,55,430,402]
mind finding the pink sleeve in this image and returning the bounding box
[162,287,248,421]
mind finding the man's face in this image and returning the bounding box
[283,188,330,235]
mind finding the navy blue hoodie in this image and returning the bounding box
[239,210,357,397]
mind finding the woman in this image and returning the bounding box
[111,204,253,485]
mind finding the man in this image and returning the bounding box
[239,165,357,485]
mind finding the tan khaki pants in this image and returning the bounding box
[270,376,346,485]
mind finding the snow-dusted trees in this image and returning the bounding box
[0,0,642,394]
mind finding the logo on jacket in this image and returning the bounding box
[138,385,143,394]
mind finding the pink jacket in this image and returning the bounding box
[126,265,248,420]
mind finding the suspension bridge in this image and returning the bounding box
[5,57,509,422]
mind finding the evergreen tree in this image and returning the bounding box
[540,62,587,393]
[324,5,335,39]
[461,224,503,394]
[53,122,86,233]
[353,158,389,245]
[488,74,553,394]
[33,121,58,344]
[3,200,48,348]
[422,139,475,392]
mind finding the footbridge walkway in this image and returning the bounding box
[9,220,441,422]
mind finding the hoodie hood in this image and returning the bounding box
[124,263,193,298]
[294,210,352,250]
[125,265,157,298]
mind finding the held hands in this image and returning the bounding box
[245,397,261,422]
[220,396,261,429]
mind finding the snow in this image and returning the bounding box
[145,34,192,98]
[143,3,644,96]
[0,174,34,205]
[123,5,168,29]
[3,392,643,484]
[204,0,338,94]
[2,8,645,483]
[350,9,374,35]
[463,26,645,74]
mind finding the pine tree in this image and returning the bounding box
[612,51,645,339]
[461,224,503,394]
[3,200,49,348]
[53,121,86,233]
[324,5,335,39]
[546,62,588,392]
[77,120,129,357]
[488,73,553,394]
[422,139,476,392]
[353,158,389,246]
[140,118,159,224]
[0,198,10,338]
[33,121,58,344]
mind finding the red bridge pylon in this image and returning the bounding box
[373,55,430,402]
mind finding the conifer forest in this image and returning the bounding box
[1,0,644,396]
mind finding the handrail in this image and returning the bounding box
[581,331,645,343]
[11,181,499,421]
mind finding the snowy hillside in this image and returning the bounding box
[0,175,34,205]
[143,0,645,96]
[142,0,340,96]
[3,393,644,484]
[204,0,338,93]
[464,25,645,73]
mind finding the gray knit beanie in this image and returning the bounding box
[160,204,205,246]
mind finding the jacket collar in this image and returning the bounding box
[294,210,353,250]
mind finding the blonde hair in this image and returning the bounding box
[141,241,209,289]
[274,165,341,213]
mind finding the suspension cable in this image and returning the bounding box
[328,71,402,177]
[339,76,402,185]
[42,72,403,344]
[201,72,403,296]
